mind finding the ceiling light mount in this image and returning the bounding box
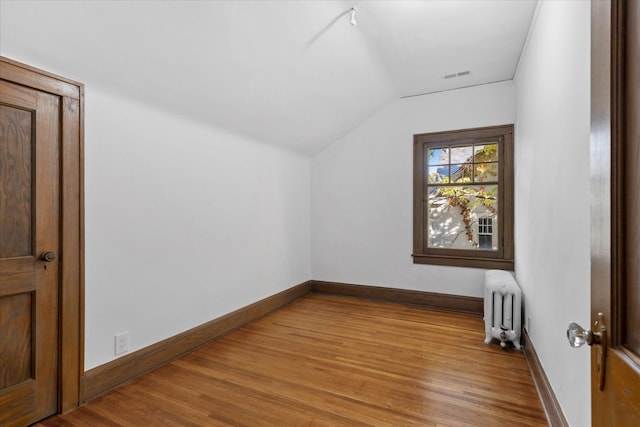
[349,7,357,27]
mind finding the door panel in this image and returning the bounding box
[0,104,32,258]
[0,80,60,426]
[591,0,640,425]
[0,293,32,389]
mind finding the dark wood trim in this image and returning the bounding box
[522,330,569,427]
[610,0,626,357]
[412,124,514,270]
[310,280,483,314]
[591,1,640,425]
[82,281,313,402]
[0,56,82,100]
[412,254,514,270]
[59,95,84,413]
[0,56,85,414]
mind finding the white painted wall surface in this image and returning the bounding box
[311,81,515,297]
[0,51,311,370]
[0,2,312,370]
[514,2,591,426]
[2,6,591,426]
[82,87,311,369]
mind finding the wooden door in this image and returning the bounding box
[591,0,640,425]
[0,80,61,425]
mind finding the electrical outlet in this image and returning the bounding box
[527,315,532,335]
[115,332,129,355]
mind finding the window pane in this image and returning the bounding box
[428,166,449,183]
[428,147,449,165]
[478,234,492,249]
[450,145,473,164]
[451,164,473,183]
[426,185,498,250]
[474,143,498,162]
[474,162,498,182]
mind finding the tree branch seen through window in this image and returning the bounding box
[413,125,514,269]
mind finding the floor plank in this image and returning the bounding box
[37,294,548,426]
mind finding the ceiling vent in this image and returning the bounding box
[444,70,471,79]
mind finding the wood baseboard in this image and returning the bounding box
[522,329,569,427]
[81,281,312,402]
[310,280,483,314]
[81,280,483,403]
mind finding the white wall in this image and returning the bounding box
[311,81,515,296]
[2,7,592,425]
[514,1,591,426]
[1,2,311,371]
[0,53,311,370]
[83,87,311,369]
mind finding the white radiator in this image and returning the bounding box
[484,270,522,349]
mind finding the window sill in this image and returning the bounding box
[412,254,514,270]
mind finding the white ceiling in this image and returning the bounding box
[0,0,537,154]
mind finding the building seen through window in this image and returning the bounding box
[413,125,513,269]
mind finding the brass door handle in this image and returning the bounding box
[40,252,56,262]
[567,312,607,389]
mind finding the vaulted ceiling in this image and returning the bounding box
[0,0,537,154]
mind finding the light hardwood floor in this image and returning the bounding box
[37,294,548,426]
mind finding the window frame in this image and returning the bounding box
[412,124,514,269]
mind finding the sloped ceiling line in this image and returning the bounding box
[0,0,536,155]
